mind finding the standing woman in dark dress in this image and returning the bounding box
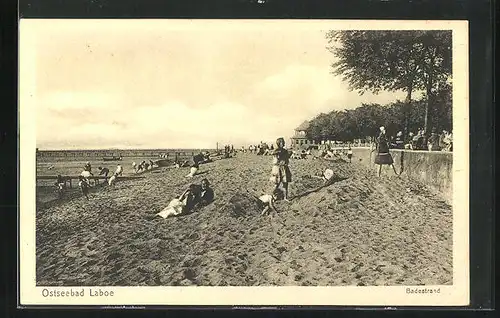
[272,137,292,201]
[374,126,399,177]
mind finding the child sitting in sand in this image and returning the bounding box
[258,188,283,216]
[78,176,90,200]
[198,178,214,207]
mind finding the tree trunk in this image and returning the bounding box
[404,86,412,142]
[424,75,433,141]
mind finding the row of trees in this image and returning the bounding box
[325,30,452,138]
[306,83,452,142]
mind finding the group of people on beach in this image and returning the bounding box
[132,160,156,173]
[76,162,123,200]
[157,137,294,219]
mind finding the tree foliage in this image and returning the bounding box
[326,30,452,135]
[305,92,451,142]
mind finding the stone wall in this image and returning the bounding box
[353,147,453,202]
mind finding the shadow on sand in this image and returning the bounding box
[292,176,349,200]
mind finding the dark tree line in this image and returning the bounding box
[306,82,452,142]
[326,30,452,139]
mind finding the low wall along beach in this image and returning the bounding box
[352,148,453,203]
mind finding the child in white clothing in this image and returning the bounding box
[258,188,282,216]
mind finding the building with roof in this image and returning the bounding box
[290,120,319,149]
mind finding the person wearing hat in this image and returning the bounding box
[271,137,292,201]
[374,126,399,177]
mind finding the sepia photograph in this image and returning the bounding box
[19,19,469,306]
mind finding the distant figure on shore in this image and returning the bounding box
[347,147,353,163]
[55,175,66,198]
[132,162,138,173]
[108,174,117,186]
[97,166,110,183]
[137,160,147,172]
[84,162,92,173]
[258,188,282,216]
[115,164,123,176]
[80,168,93,185]
[272,137,292,201]
[374,126,399,177]
[78,176,90,200]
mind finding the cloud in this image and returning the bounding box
[35,65,408,150]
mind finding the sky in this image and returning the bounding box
[22,20,406,150]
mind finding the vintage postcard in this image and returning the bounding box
[19,19,469,306]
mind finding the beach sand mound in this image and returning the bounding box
[36,154,452,286]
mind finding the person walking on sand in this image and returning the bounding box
[272,137,292,201]
[374,126,399,177]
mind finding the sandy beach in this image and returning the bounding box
[36,153,452,286]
